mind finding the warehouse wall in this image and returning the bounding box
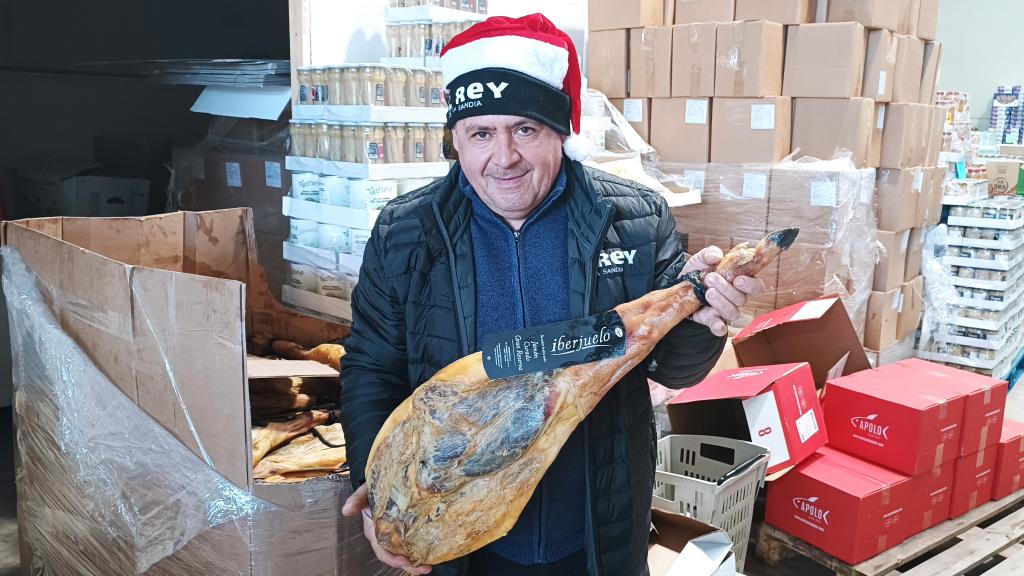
[937,0,1021,128]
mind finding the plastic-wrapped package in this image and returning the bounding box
[2,209,398,575]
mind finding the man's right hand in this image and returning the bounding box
[342,484,433,575]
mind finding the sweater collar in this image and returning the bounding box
[459,163,568,232]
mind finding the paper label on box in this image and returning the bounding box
[743,173,768,199]
[685,99,709,125]
[750,105,776,130]
[914,169,925,192]
[790,299,834,322]
[225,162,242,188]
[743,392,791,468]
[878,71,888,96]
[265,161,282,188]
[684,170,706,194]
[895,292,904,312]
[877,105,887,130]
[901,230,911,254]
[623,99,644,123]
[796,409,820,444]
[810,180,839,207]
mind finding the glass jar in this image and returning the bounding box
[411,22,428,58]
[314,122,332,160]
[429,70,445,107]
[428,23,443,57]
[289,120,304,156]
[328,122,346,162]
[460,0,476,11]
[362,65,388,106]
[296,67,314,105]
[407,67,429,107]
[345,124,362,163]
[964,227,982,239]
[340,65,359,105]
[385,123,407,163]
[387,24,402,58]
[476,0,487,13]
[327,66,345,105]
[950,206,967,217]
[310,66,329,104]
[387,67,409,107]
[361,123,385,164]
[402,124,425,163]
[425,124,444,162]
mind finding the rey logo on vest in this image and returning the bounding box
[597,249,637,277]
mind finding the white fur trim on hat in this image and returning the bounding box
[562,132,595,162]
[442,36,570,90]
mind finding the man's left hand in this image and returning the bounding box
[680,246,765,337]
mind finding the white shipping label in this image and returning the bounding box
[791,298,834,322]
[901,230,911,254]
[877,105,887,130]
[750,104,776,130]
[265,161,282,188]
[683,170,706,194]
[685,99,709,125]
[623,99,644,123]
[914,169,925,192]
[743,173,768,199]
[878,70,888,96]
[743,392,791,468]
[225,162,242,188]
[895,292,904,312]
[810,180,839,207]
[796,409,820,444]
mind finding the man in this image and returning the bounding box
[340,14,764,576]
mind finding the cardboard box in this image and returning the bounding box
[951,447,997,518]
[675,0,735,24]
[863,29,897,103]
[917,0,938,40]
[668,363,827,474]
[715,21,786,97]
[1000,144,1024,157]
[893,35,925,103]
[735,0,816,24]
[671,23,718,97]
[783,23,866,98]
[649,509,737,576]
[826,0,900,31]
[899,0,920,35]
[587,29,629,98]
[591,0,662,31]
[773,243,848,309]
[671,164,712,234]
[651,98,712,162]
[904,227,923,282]
[864,288,902,351]
[896,276,923,341]
[768,164,875,246]
[823,369,966,475]
[734,297,872,388]
[919,167,945,227]
[791,97,876,167]
[993,420,1024,501]
[987,159,1022,196]
[919,42,942,105]
[611,98,653,141]
[874,229,911,291]
[876,168,922,232]
[17,163,150,218]
[892,359,1009,458]
[910,462,955,533]
[765,447,912,565]
[710,97,792,163]
[880,103,925,169]
[704,164,772,234]
[923,104,945,164]
[631,27,674,98]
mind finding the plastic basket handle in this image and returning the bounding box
[717,454,763,486]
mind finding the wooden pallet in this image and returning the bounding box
[757,491,1024,576]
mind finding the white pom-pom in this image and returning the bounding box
[562,132,595,162]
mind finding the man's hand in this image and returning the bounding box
[342,484,433,575]
[681,246,765,337]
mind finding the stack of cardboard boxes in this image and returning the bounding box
[587,0,945,349]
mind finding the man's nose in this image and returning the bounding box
[491,131,521,168]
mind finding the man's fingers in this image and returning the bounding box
[706,289,740,323]
[342,484,368,517]
[734,275,766,297]
[693,307,728,337]
[360,509,432,574]
[681,246,724,275]
[706,273,747,308]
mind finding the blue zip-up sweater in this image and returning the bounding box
[460,166,587,565]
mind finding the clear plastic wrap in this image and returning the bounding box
[3,209,397,575]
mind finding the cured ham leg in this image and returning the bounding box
[365,229,799,565]
[253,423,347,479]
[272,340,346,372]
[251,410,329,465]
[250,392,318,418]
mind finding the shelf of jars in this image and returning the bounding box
[295,64,447,109]
[384,4,487,23]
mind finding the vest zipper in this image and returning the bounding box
[513,230,528,328]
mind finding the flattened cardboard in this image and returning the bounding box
[715,21,785,97]
[671,23,718,97]
[587,29,629,98]
[591,0,662,31]
[784,23,866,98]
[247,356,339,379]
[791,97,875,167]
[630,27,675,98]
[710,97,792,163]
[651,98,712,162]
[863,29,897,103]
[675,0,735,24]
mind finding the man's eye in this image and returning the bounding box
[472,132,490,140]
[516,126,536,136]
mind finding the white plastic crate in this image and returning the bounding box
[653,435,769,572]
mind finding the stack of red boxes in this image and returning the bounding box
[766,358,1013,565]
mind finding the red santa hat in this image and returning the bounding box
[440,14,589,161]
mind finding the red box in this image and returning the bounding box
[668,363,827,474]
[890,359,1008,457]
[823,369,965,476]
[766,446,912,565]
[951,447,997,518]
[993,419,1024,501]
[909,463,955,534]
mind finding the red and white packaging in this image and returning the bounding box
[668,363,827,474]
[823,369,965,476]
[950,447,997,518]
[992,419,1024,501]
[766,446,912,565]
[909,463,955,534]
[889,359,1008,457]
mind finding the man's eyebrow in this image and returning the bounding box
[462,123,495,133]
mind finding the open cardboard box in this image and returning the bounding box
[0,209,392,575]
[649,508,737,576]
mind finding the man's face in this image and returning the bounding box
[452,115,565,225]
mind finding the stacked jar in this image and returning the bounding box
[387,0,486,10]
[297,121,447,164]
[295,64,441,108]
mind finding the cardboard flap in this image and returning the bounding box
[650,509,736,576]
[736,297,842,340]
[191,86,292,120]
[247,356,338,379]
[672,363,805,403]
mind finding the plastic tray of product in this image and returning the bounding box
[949,264,1022,291]
[281,284,353,322]
[293,105,447,124]
[945,225,1024,250]
[286,156,451,180]
[942,179,990,206]
[918,329,1024,370]
[283,196,380,230]
[931,324,1020,351]
[953,283,1022,309]
[948,197,1024,230]
[946,295,1024,331]
[383,5,487,23]
[283,241,363,276]
[942,245,1024,271]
